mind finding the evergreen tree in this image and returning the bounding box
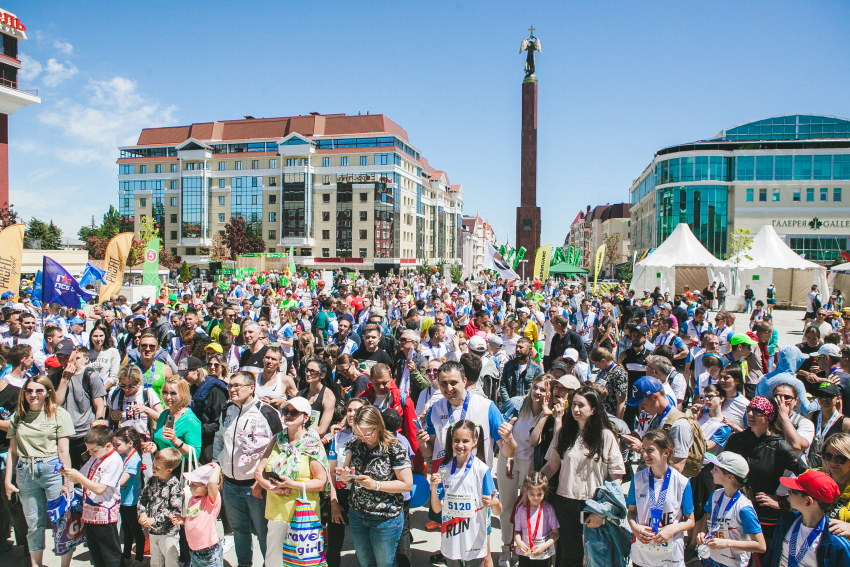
[179,261,191,282]
[26,217,63,249]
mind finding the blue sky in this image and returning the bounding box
[10,1,850,247]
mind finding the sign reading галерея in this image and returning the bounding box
[773,218,850,230]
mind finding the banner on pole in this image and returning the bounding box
[532,244,552,281]
[0,224,24,299]
[99,233,134,302]
[592,244,606,293]
[142,238,160,286]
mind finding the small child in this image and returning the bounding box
[59,424,124,567]
[138,447,183,567]
[430,419,502,567]
[749,301,765,329]
[694,354,724,400]
[513,472,559,567]
[763,470,850,567]
[697,452,765,567]
[173,463,222,567]
[113,426,146,567]
[626,429,695,567]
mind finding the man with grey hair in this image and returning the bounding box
[395,329,429,398]
[646,354,687,409]
[238,321,268,378]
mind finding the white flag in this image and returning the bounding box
[484,241,521,280]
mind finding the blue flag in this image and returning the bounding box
[32,270,43,308]
[79,262,106,288]
[42,257,96,308]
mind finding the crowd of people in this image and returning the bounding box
[0,271,849,567]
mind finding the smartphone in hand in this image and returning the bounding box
[165,414,175,430]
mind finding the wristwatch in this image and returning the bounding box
[376,480,382,492]
[177,441,185,449]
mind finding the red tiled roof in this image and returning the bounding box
[449,184,461,192]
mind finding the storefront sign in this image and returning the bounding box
[0,9,26,40]
[337,173,392,184]
[772,217,850,230]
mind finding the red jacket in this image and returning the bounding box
[359,381,420,457]
[465,321,481,338]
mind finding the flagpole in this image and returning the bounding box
[40,256,46,331]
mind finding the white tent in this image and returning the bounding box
[827,262,850,299]
[733,225,828,307]
[630,224,731,295]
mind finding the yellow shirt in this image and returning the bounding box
[211,323,241,342]
[519,319,539,344]
[264,444,320,522]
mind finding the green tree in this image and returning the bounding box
[178,261,191,282]
[25,217,62,249]
[418,258,432,276]
[727,227,754,295]
[450,262,463,283]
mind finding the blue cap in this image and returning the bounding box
[67,317,85,326]
[1,291,13,299]
[626,376,663,407]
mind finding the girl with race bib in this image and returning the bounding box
[513,472,559,567]
[627,429,695,567]
[430,419,502,567]
[697,451,765,567]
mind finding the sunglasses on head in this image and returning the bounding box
[820,451,850,466]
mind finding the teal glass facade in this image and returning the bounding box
[656,185,728,257]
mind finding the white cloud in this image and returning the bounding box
[38,77,178,167]
[18,53,42,81]
[53,40,73,54]
[42,59,78,87]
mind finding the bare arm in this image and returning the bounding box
[312,389,335,436]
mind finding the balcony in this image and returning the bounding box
[0,77,40,114]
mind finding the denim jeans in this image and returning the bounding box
[190,542,223,567]
[348,508,403,567]
[745,299,754,313]
[222,480,268,566]
[16,455,64,553]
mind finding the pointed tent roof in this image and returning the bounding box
[733,225,823,270]
[638,224,730,268]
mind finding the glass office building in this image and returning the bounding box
[630,114,850,263]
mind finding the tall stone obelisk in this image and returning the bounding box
[516,27,541,278]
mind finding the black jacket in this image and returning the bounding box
[190,378,229,464]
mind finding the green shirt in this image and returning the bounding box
[8,408,75,458]
[153,409,202,461]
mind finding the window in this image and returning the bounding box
[171,248,177,255]
[359,248,367,258]
[170,197,177,206]
[755,156,773,180]
[171,164,178,173]
[772,189,780,202]
[821,188,828,201]
[323,194,330,203]
[759,188,767,202]
[359,211,367,221]
[170,231,177,240]
[268,248,276,253]
[300,248,311,256]
[322,230,330,239]
[269,212,276,222]
[300,159,308,166]
[268,177,277,186]
[322,212,330,221]
[140,198,147,206]
[251,195,257,205]
[359,230,367,239]
[835,188,842,202]
[814,156,832,180]
[322,157,330,167]
[793,189,801,201]
[252,160,259,170]
[120,164,133,174]
[286,159,296,167]
[268,230,276,240]
[322,248,330,258]
[746,188,754,202]
[155,165,162,173]
[794,155,812,180]
[269,194,277,204]
[323,175,330,184]
[736,156,754,181]
[140,165,146,174]
[360,192,367,202]
[170,214,177,223]
[235,161,242,170]
[360,156,368,166]
[807,188,815,201]
[218,162,225,171]
[219,179,225,188]
[340,157,349,166]
[269,160,277,169]
[171,180,178,189]
[218,213,225,222]
[185,247,196,256]
[219,196,226,205]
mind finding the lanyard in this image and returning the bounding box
[647,467,672,533]
[447,392,471,427]
[448,455,474,494]
[787,515,826,567]
[652,403,674,429]
[706,491,741,539]
[122,449,137,467]
[597,362,615,382]
[520,320,529,337]
[85,449,116,500]
[142,361,155,386]
[527,504,544,543]
[816,410,841,444]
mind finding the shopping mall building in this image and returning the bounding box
[630,114,850,264]
[118,112,463,272]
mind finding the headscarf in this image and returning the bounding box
[748,396,776,422]
[268,427,330,492]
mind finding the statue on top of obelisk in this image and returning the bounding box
[519,26,542,79]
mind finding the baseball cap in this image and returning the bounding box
[626,376,664,407]
[178,357,204,376]
[371,307,386,318]
[517,307,530,315]
[554,374,581,391]
[468,336,487,353]
[632,324,651,336]
[285,289,293,294]
[780,470,840,504]
[141,293,151,299]
[550,360,569,374]
[704,451,749,478]
[817,343,842,358]
[55,339,76,356]
[563,348,579,362]
[488,335,503,349]
[184,464,216,485]
[730,333,758,347]
[0,291,12,299]
[204,343,223,354]
[280,397,313,416]
[812,382,842,398]
[643,289,651,293]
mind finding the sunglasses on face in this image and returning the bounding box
[140,344,157,351]
[25,389,46,395]
[282,409,305,418]
[746,407,766,417]
[820,451,850,466]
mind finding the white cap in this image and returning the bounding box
[280,397,312,416]
[468,336,487,353]
[818,343,842,358]
[518,307,530,315]
[563,348,579,362]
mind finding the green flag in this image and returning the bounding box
[288,246,296,275]
[142,238,160,286]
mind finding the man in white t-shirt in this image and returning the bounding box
[646,355,687,410]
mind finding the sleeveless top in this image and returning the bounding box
[299,384,327,429]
